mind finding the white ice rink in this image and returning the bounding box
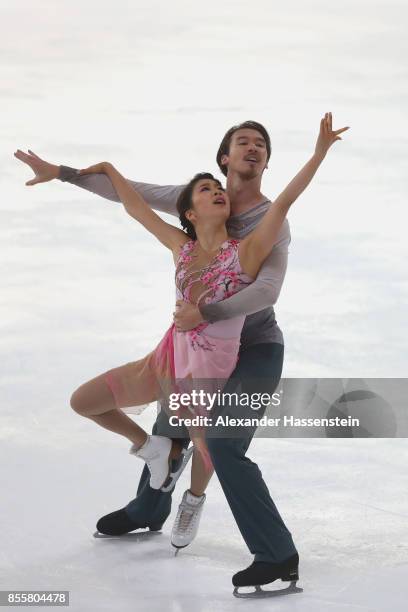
[2,429,408,611]
[1,0,407,610]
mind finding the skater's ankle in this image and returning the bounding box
[131,433,149,451]
[169,440,183,461]
[187,488,205,499]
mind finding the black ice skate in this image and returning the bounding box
[232,553,303,598]
[93,508,163,538]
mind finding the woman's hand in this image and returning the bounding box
[314,112,350,159]
[78,162,112,175]
[14,149,60,186]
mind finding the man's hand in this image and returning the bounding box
[14,149,60,186]
[173,300,204,331]
[314,112,349,159]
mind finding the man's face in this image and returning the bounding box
[221,128,269,179]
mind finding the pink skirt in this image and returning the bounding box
[103,323,241,414]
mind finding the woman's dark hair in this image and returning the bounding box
[176,172,223,240]
[216,120,271,177]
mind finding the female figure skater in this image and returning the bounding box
[15,113,349,569]
[67,162,299,497]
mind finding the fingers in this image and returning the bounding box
[25,178,39,186]
[173,314,182,331]
[322,113,350,138]
[173,309,184,332]
[321,112,333,133]
[324,112,351,134]
[324,112,330,135]
[14,149,38,168]
[14,149,31,163]
[15,149,33,160]
[322,114,328,135]
[334,126,350,135]
[28,149,42,160]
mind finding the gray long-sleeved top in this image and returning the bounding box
[59,165,290,347]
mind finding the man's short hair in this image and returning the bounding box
[216,120,272,177]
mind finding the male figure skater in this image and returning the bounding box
[15,113,348,595]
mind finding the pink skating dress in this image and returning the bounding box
[104,238,253,418]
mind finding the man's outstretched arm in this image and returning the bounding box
[14,149,184,217]
[59,165,184,217]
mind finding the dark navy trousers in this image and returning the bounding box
[125,342,297,563]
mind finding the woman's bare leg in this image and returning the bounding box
[70,373,148,448]
[184,425,214,496]
[189,448,214,496]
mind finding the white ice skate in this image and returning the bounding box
[129,435,172,489]
[160,445,194,493]
[171,489,206,554]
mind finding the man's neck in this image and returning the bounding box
[226,172,268,216]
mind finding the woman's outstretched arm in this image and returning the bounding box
[239,112,349,278]
[78,162,189,251]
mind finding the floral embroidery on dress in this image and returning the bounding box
[188,322,215,352]
[175,238,252,352]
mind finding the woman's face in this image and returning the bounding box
[187,178,230,227]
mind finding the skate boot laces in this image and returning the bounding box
[171,491,206,551]
[176,505,196,533]
[174,492,206,534]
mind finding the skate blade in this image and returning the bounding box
[93,530,162,540]
[161,446,194,492]
[171,543,188,557]
[233,581,303,599]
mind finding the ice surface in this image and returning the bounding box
[1,432,408,611]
